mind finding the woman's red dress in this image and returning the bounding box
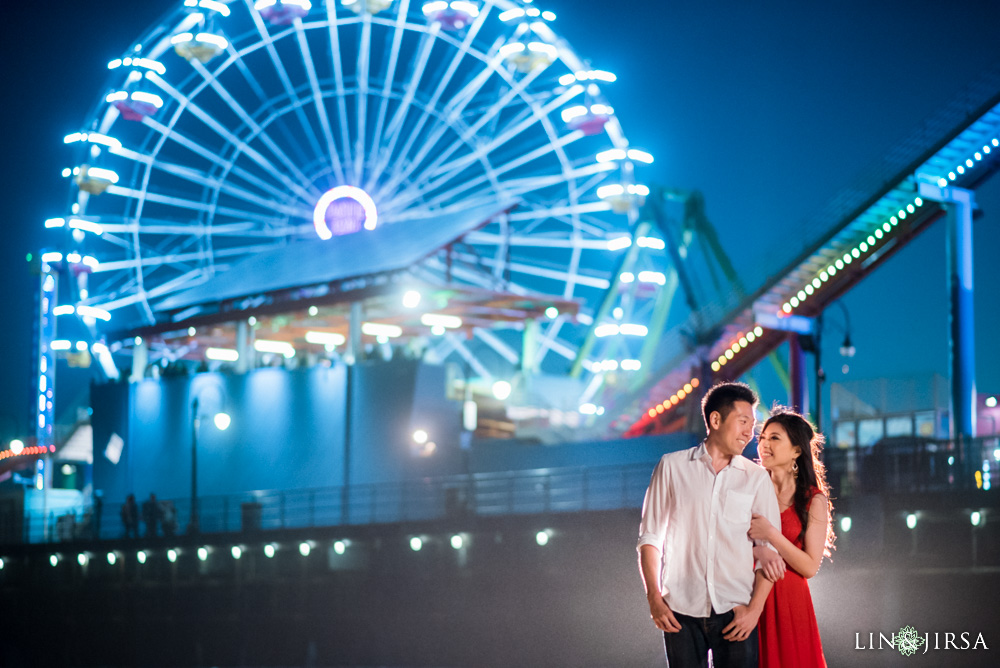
[758,489,827,667]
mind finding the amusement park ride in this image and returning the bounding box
[12,0,1000,479]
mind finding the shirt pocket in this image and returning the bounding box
[722,490,753,524]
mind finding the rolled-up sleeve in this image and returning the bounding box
[751,472,781,566]
[637,456,670,552]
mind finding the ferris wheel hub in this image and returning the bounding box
[313,186,379,239]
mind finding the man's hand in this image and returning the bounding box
[648,594,682,633]
[722,604,760,642]
[754,546,786,582]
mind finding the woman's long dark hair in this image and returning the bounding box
[762,407,835,558]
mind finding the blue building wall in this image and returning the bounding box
[90,359,694,506]
[91,360,465,505]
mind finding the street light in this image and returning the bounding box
[815,301,854,430]
[189,380,231,534]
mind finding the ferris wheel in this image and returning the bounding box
[44,0,663,424]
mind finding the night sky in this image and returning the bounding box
[1,0,999,441]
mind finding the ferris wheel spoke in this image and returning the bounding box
[186,59,324,198]
[422,255,510,294]
[148,73,318,204]
[428,86,582,184]
[243,10,329,174]
[508,202,612,224]
[533,329,579,365]
[533,318,568,367]
[490,213,508,281]
[293,22,347,184]
[325,0,356,181]
[140,116,302,206]
[224,42,313,177]
[493,165,610,203]
[365,0,411,191]
[97,219,293,238]
[474,328,520,365]
[397,110,576,214]
[447,336,493,382]
[401,64,548,188]
[354,12,374,185]
[406,130,580,214]
[369,24,441,198]
[115,146,308,220]
[377,49,511,201]
[104,185,287,225]
[87,230,133,251]
[367,12,493,193]
[423,335,456,365]
[95,268,205,312]
[563,243,583,299]
[464,232,609,250]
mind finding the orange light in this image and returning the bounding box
[691,378,700,388]
[648,408,656,418]
[670,396,679,406]
[677,389,687,399]
[655,405,665,414]
[683,383,693,393]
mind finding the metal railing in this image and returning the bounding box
[15,435,999,545]
[823,435,999,496]
[17,462,656,544]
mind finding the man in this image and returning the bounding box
[637,382,780,667]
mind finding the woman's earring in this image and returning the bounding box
[792,461,799,474]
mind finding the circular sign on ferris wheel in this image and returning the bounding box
[312,186,378,239]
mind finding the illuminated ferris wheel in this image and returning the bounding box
[44,0,663,424]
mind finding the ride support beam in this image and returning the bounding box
[920,182,977,440]
[235,320,251,373]
[789,334,808,416]
[130,339,148,383]
[346,301,363,365]
[634,267,679,390]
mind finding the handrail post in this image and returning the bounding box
[507,473,515,513]
[543,475,551,512]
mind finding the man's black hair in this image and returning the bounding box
[701,381,758,430]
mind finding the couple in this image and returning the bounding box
[638,382,834,667]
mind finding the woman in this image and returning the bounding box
[750,407,834,668]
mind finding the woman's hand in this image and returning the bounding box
[754,545,786,582]
[749,513,777,542]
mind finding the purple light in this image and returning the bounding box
[313,186,378,239]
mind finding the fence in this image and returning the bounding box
[16,434,1000,545]
[18,462,656,544]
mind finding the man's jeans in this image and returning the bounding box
[663,609,758,668]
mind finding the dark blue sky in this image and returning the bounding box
[1,0,998,440]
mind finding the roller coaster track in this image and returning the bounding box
[621,65,1000,436]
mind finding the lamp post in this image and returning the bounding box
[189,381,231,534]
[815,301,854,432]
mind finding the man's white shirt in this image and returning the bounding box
[637,443,781,617]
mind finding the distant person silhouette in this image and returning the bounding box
[120,494,139,539]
